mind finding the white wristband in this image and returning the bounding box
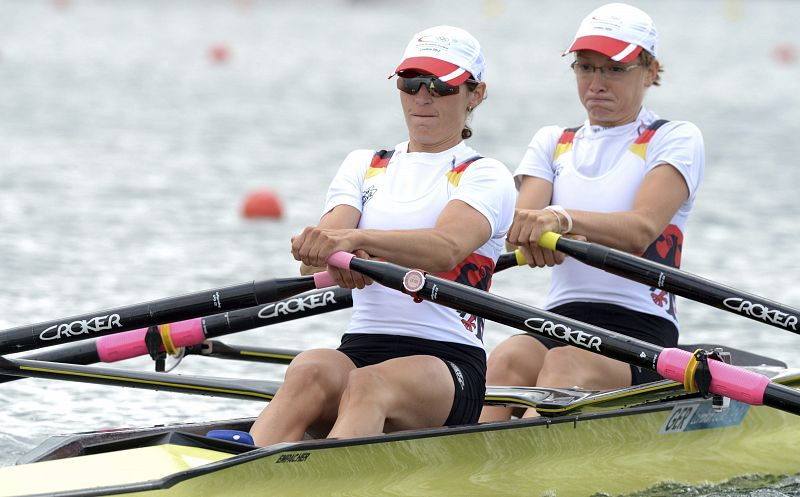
[545,205,572,234]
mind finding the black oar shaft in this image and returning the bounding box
[201,287,352,340]
[0,275,330,355]
[765,383,800,415]
[547,234,800,335]
[494,250,523,273]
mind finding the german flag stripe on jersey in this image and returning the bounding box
[365,150,394,179]
[552,127,580,161]
[630,119,669,159]
[445,156,482,186]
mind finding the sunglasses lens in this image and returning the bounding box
[397,76,459,97]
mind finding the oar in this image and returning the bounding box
[0,355,282,402]
[538,232,800,334]
[7,250,525,369]
[0,272,337,356]
[0,287,353,385]
[327,252,800,416]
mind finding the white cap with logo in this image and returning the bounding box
[563,3,658,63]
[393,25,485,84]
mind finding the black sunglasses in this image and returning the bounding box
[396,75,477,97]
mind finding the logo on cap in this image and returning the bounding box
[418,35,450,44]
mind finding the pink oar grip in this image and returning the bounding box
[96,318,204,363]
[327,251,355,270]
[168,318,206,348]
[313,271,336,288]
[657,348,769,405]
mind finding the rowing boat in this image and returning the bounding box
[1,348,798,497]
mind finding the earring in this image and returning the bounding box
[467,106,473,112]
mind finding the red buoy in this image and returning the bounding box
[773,43,797,65]
[242,189,283,219]
[208,44,231,64]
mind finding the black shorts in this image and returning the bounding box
[527,302,679,385]
[337,333,486,426]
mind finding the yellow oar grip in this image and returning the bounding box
[159,324,178,356]
[514,249,527,266]
[538,231,562,251]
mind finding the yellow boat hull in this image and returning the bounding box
[3,399,799,497]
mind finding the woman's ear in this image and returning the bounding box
[469,82,487,110]
[645,60,660,87]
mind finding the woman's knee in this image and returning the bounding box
[539,346,579,375]
[538,347,626,388]
[486,336,544,384]
[341,367,388,403]
[487,337,525,368]
[283,361,346,400]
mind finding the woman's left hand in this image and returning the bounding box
[291,226,354,267]
[291,227,372,288]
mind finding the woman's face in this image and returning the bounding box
[573,50,659,127]
[398,74,485,153]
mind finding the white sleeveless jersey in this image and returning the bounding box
[514,108,705,328]
[323,141,516,349]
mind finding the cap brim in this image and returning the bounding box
[563,35,642,63]
[394,57,471,85]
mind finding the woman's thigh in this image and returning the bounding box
[357,355,455,432]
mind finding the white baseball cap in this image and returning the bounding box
[393,25,485,84]
[563,3,658,63]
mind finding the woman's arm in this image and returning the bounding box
[510,164,689,259]
[566,163,689,253]
[293,199,491,274]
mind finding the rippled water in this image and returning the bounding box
[0,0,799,494]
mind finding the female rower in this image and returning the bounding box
[249,25,516,445]
[480,2,705,421]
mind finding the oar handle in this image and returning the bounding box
[313,271,337,289]
[328,252,355,270]
[657,348,769,405]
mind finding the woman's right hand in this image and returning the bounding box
[506,208,565,268]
